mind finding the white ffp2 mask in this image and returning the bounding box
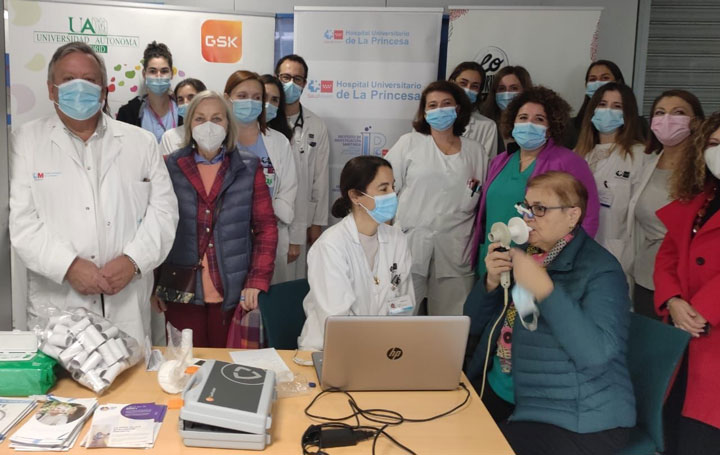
[705,144,720,180]
[192,122,226,152]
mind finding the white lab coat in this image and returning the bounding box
[9,113,179,344]
[298,215,414,351]
[585,143,646,268]
[259,128,298,283]
[621,151,662,279]
[287,106,330,279]
[385,131,485,279]
[463,111,499,170]
[159,126,186,156]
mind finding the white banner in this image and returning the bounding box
[293,6,443,222]
[448,6,602,113]
[8,0,275,126]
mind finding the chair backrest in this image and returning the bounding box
[258,279,310,350]
[626,312,690,452]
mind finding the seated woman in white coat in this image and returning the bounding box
[224,70,298,284]
[298,156,415,351]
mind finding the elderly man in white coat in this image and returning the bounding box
[9,42,179,344]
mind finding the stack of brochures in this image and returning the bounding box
[9,397,97,451]
[0,398,36,442]
[82,403,167,449]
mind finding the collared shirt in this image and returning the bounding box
[63,114,108,262]
[193,147,226,165]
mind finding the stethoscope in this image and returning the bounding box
[291,104,316,154]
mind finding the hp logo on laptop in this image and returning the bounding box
[386,347,403,360]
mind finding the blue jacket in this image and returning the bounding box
[464,228,636,433]
[164,146,259,311]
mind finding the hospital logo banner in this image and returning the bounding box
[293,6,443,222]
[7,0,275,126]
[447,6,602,113]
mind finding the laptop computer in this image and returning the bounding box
[312,315,470,391]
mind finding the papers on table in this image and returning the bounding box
[9,396,97,451]
[0,398,36,442]
[229,348,294,383]
[83,403,167,449]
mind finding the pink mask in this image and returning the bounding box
[651,114,691,147]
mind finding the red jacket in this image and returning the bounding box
[654,187,720,430]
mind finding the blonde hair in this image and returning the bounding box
[182,90,237,151]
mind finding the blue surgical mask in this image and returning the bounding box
[496,91,518,110]
[511,284,539,331]
[232,99,263,124]
[425,107,457,131]
[177,103,188,119]
[512,122,548,150]
[146,76,171,95]
[585,80,609,99]
[591,108,624,134]
[54,79,102,121]
[360,192,398,224]
[265,103,278,122]
[283,81,303,104]
[463,87,479,104]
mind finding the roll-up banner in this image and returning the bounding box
[293,6,443,222]
[447,6,603,112]
[7,0,276,126]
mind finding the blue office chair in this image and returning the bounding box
[258,279,310,350]
[619,313,691,455]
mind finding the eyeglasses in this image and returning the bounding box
[516,201,575,218]
[278,73,307,85]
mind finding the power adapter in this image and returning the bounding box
[303,425,376,450]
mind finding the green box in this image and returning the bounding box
[0,351,56,396]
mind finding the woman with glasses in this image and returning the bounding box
[465,171,635,455]
[470,86,600,279]
[117,41,178,143]
[624,90,704,319]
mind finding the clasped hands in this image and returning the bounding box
[65,255,136,296]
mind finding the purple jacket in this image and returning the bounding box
[469,138,600,266]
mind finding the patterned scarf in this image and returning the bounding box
[495,232,575,374]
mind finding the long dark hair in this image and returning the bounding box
[447,61,486,112]
[331,156,393,218]
[259,74,292,140]
[573,60,625,129]
[575,82,644,160]
[480,65,532,122]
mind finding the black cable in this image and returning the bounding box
[301,383,471,455]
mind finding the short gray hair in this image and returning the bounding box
[47,42,108,88]
[182,90,238,151]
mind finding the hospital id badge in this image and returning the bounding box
[263,168,276,188]
[388,295,414,315]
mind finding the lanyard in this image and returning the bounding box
[148,100,176,133]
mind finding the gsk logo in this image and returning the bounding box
[201,20,243,63]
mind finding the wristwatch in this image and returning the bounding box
[124,254,141,276]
